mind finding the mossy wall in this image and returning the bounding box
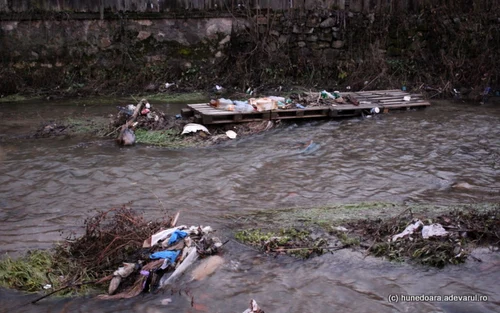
[0,7,499,96]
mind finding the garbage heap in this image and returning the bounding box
[99,223,223,299]
[50,207,222,300]
[209,90,359,112]
[111,99,182,132]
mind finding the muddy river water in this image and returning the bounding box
[0,99,499,312]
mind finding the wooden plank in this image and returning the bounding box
[202,114,213,124]
[381,103,430,108]
[274,114,331,120]
[380,99,429,103]
[379,100,430,104]
[181,108,194,118]
[186,90,430,125]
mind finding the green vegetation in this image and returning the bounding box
[260,202,498,228]
[135,129,194,148]
[335,231,360,247]
[145,92,208,103]
[65,117,110,136]
[0,248,97,296]
[235,227,325,259]
[0,94,42,103]
[0,250,56,292]
[235,229,277,245]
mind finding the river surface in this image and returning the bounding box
[0,98,499,312]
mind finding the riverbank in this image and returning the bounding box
[1,6,499,103]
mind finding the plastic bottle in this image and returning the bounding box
[213,98,235,111]
[234,100,255,113]
[267,96,286,102]
[321,90,335,99]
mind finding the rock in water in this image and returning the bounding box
[118,128,136,146]
[451,182,473,190]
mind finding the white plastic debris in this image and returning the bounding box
[243,299,263,313]
[114,263,136,278]
[143,226,187,248]
[452,182,473,189]
[202,226,213,234]
[422,224,449,239]
[370,107,380,114]
[186,225,214,236]
[392,220,423,242]
[215,85,223,91]
[127,104,136,111]
[226,130,237,139]
[43,284,52,290]
[160,247,199,287]
[145,102,151,109]
[109,264,136,296]
[403,95,411,101]
[181,123,210,135]
[108,276,121,295]
[165,82,175,89]
[332,226,349,232]
[267,96,286,102]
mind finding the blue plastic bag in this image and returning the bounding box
[168,230,188,245]
[150,250,180,263]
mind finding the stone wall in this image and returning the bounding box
[0,16,247,94]
[0,8,499,96]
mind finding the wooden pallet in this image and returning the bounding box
[182,90,431,124]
